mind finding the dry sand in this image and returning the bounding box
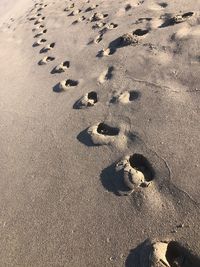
[0,0,200,266]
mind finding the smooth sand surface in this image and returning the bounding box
[0,0,200,266]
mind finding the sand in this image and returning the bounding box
[0,0,200,266]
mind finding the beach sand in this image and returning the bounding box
[0,0,200,266]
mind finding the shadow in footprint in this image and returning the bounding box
[129,90,141,101]
[77,128,96,147]
[97,123,119,136]
[166,241,200,267]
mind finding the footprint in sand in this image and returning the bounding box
[98,66,114,84]
[40,4,47,8]
[34,29,47,38]
[74,91,98,109]
[85,5,98,12]
[150,240,200,267]
[97,47,115,57]
[33,38,47,47]
[158,2,168,8]
[87,122,126,146]
[51,61,70,74]
[28,17,37,21]
[135,17,152,24]
[68,9,81,16]
[40,42,55,53]
[106,29,149,54]
[110,90,141,104]
[32,24,45,32]
[53,79,79,92]
[159,12,194,28]
[37,7,43,12]
[64,3,75,11]
[90,12,108,22]
[34,17,45,25]
[125,4,132,11]
[92,22,106,29]
[126,239,200,267]
[106,22,118,30]
[38,56,55,65]
[116,153,155,194]
[94,34,103,44]
[69,3,75,9]
[72,16,86,25]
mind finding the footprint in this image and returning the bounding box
[69,9,81,16]
[51,61,70,74]
[53,79,79,92]
[85,5,98,12]
[150,241,200,267]
[135,17,152,24]
[110,90,141,104]
[106,22,118,29]
[98,66,114,83]
[107,30,149,54]
[92,22,106,29]
[69,3,75,9]
[133,28,149,37]
[40,42,55,53]
[94,34,103,44]
[74,91,98,109]
[102,47,115,56]
[34,17,45,25]
[87,122,122,146]
[158,2,168,8]
[29,17,37,21]
[37,7,43,12]
[125,4,132,11]
[72,16,86,24]
[32,24,45,32]
[107,33,138,54]
[38,56,55,65]
[116,154,155,194]
[64,3,75,12]
[33,38,47,47]
[34,29,47,38]
[97,47,115,57]
[159,12,194,28]
[90,12,108,22]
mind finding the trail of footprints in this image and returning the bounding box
[28,1,199,266]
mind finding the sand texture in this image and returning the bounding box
[0,0,200,266]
